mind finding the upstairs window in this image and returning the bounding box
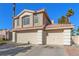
[34,14,38,23]
[17,19,19,26]
[22,15,30,25]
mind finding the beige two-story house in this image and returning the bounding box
[12,9,74,45]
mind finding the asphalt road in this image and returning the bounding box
[0,44,67,56]
[0,43,32,56]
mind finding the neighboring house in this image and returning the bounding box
[12,9,74,45]
[0,29,12,40]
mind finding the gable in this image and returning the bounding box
[43,12,52,24]
[14,9,35,18]
[20,11,33,18]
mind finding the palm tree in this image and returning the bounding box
[61,16,66,24]
[66,8,74,17]
[58,16,70,24]
[58,9,74,24]
[58,18,61,24]
[66,9,74,24]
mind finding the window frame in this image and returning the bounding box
[17,19,19,26]
[34,14,38,23]
[22,15,30,25]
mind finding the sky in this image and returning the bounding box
[0,3,79,30]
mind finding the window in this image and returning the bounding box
[34,14,38,23]
[17,19,19,26]
[22,15,30,25]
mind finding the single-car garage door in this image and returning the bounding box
[46,29,64,45]
[16,30,38,44]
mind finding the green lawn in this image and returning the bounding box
[0,39,7,45]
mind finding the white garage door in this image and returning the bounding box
[46,30,64,45]
[16,30,38,44]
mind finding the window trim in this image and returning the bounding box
[17,19,19,26]
[22,15,30,25]
[34,14,38,23]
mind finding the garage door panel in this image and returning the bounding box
[16,30,38,44]
[47,30,64,45]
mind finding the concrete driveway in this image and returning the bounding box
[25,45,66,56]
[0,43,67,56]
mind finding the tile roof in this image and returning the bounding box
[46,24,74,30]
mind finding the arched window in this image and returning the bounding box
[22,15,30,25]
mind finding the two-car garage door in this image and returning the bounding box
[16,30,38,44]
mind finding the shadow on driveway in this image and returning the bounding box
[0,45,32,56]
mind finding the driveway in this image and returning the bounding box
[0,43,67,56]
[25,45,66,56]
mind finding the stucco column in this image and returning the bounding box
[37,30,43,44]
[63,29,71,45]
[12,32,16,42]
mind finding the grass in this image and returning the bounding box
[0,39,7,45]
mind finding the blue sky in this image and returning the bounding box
[0,3,79,30]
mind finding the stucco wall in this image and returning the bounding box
[37,30,43,44]
[14,20,17,29]
[14,12,44,29]
[14,12,33,29]
[20,12,33,28]
[12,32,16,42]
[34,13,43,27]
[72,36,79,45]
[42,31,47,45]
[63,29,71,45]
[43,13,51,25]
